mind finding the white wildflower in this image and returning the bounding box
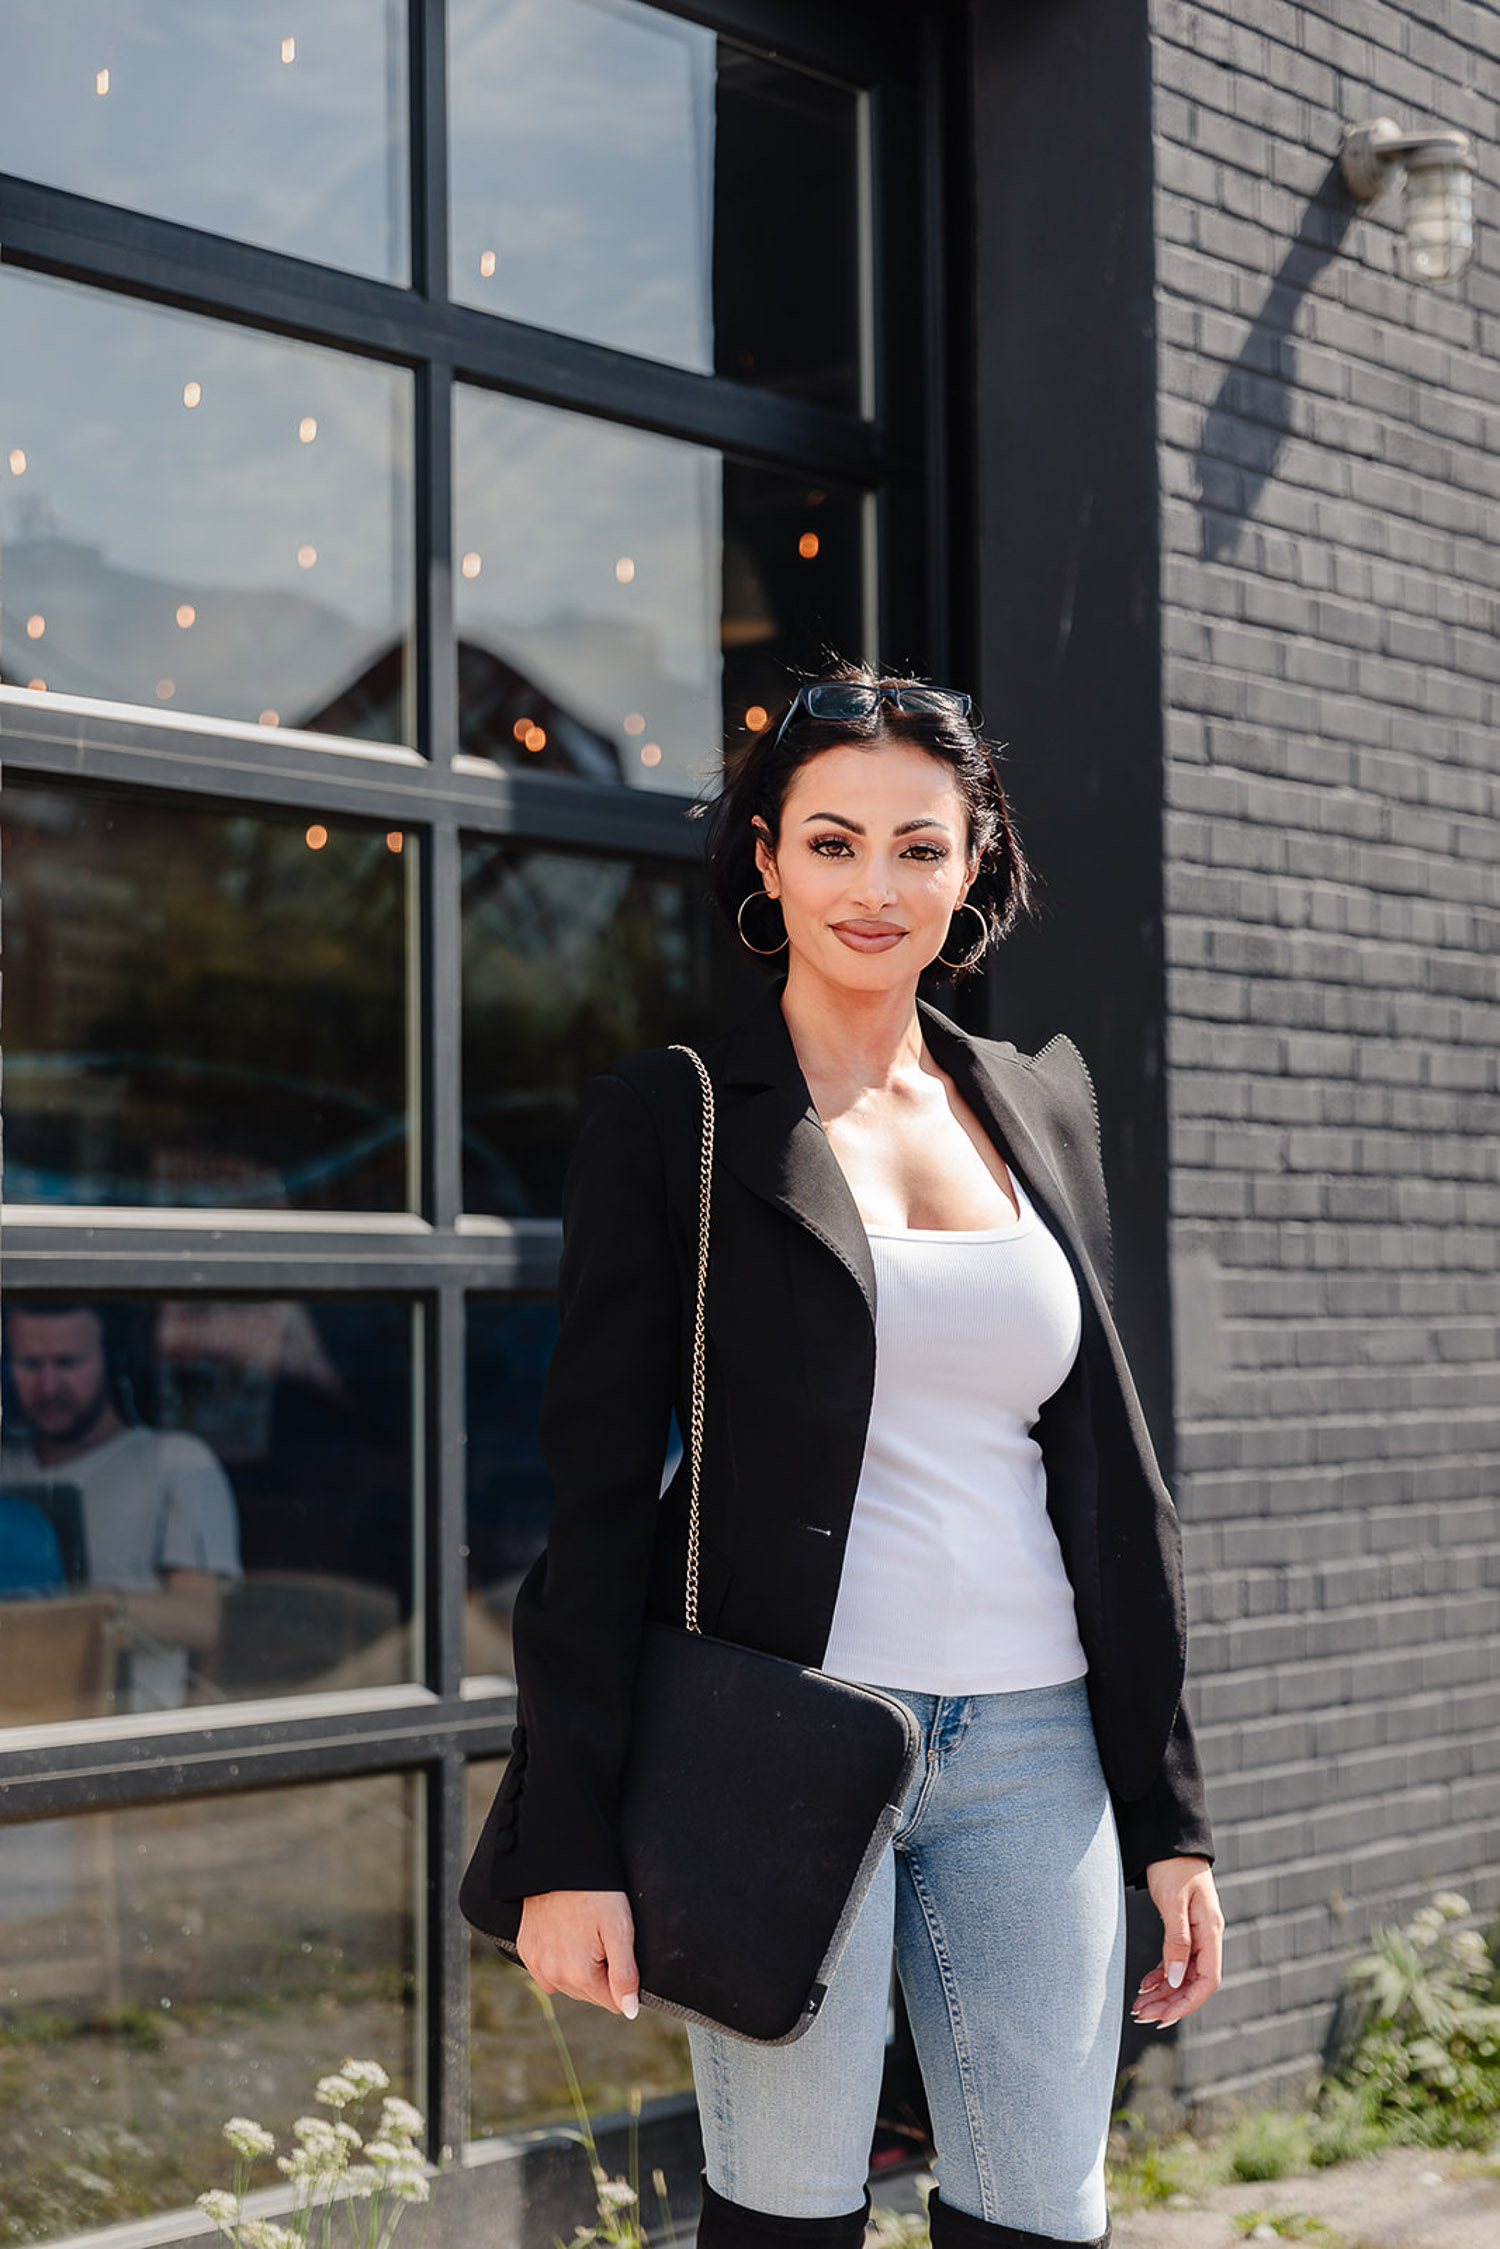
[333,2121,364,2149]
[239,2224,296,2249]
[390,2171,430,2205]
[364,2141,404,2165]
[293,2116,343,2150]
[196,2190,241,2227]
[598,2181,638,2209]
[340,2058,390,2094]
[315,2074,359,2110]
[378,2096,423,2138]
[344,2164,380,2199]
[223,2118,276,2160]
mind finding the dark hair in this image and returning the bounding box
[700,660,1033,978]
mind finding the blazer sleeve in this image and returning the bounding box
[1034,1038,1216,1886]
[1111,1701,1215,1889]
[489,1070,683,1904]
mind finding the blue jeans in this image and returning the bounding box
[687,1678,1125,2244]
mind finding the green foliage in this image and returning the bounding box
[1320,1892,1500,2152]
[1225,2108,1314,2183]
[524,1981,676,2249]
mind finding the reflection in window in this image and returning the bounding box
[461,843,759,1216]
[1,781,410,1212]
[454,387,866,794]
[0,269,413,740]
[464,1300,559,1683]
[0,1,409,283]
[467,1760,691,2135]
[449,0,862,411]
[0,1298,416,1722]
[0,1775,417,2241]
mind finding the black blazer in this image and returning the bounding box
[483,985,1213,1927]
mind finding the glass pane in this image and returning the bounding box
[0,2,409,283]
[467,1760,692,2135]
[448,0,861,411]
[0,1775,418,2241]
[461,844,761,1216]
[1,780,410,1212]
[465,1300,559,1682]
[0,269,413,742]
[454,384,866,795]
[0,1298,417,1719]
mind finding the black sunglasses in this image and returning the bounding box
[771,680,973,747]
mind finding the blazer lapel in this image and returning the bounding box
[916,1003,1112,1321]
[713,987,877,1319]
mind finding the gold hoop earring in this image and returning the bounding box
[736,890,789,956]
[938,900,989,971]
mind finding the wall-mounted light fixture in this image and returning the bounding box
[1340,117,1476,283]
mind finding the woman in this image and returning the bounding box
[484,669,1223,2249]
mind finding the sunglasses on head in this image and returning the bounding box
[771,680,973,747]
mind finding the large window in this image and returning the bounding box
[0,0,941,2228]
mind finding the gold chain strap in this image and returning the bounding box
[668,1044,714,1634]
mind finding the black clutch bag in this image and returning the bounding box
[462,1045,921,2044]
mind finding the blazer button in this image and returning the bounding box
[494,1801,518,1832]
[495,1832,517,1855]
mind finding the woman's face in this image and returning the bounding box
[754,739,979,993]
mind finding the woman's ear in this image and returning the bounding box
[751,817,778,897]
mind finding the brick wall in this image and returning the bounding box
[1151,0,1500,2107]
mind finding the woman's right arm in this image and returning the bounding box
[493,1070,684,2002]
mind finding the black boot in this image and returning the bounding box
[697,2178,870,2249]
[927,2187,1110,2249]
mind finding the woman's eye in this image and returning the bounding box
[903,843,947,862]
[809,835,854,857]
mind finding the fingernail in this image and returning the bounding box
[621,1993,640,2020]
[1166,1961,1186,1989]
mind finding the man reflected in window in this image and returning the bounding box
[1,1305,242,1710]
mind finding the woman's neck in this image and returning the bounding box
[777,962,930,1099]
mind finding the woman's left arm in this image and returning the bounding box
[1134,1856,1224,2028]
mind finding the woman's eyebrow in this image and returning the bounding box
[800,811,954,836]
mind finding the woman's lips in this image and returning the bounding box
[831,920,907,952]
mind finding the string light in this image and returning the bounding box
[26,678,45,693]
[96,68,110,95]
[176,603,196,629]
[25,614,44,640]
[298,416,317,443]
[524,725,547,752]
[745,705,769,731]
[297,544,317,568]
[511,717,532,742]
[183,381,202,408]
[479,251,496,278]
[615,556,635,584]
[156,678,176,699]
[623,712,645,735]
[259,709,280,727]
[640,743,663,767]
[461,551,482,578]
[386,832,404,854]
[8,450,25,475]
[306,824,328,850]
[798,532,820,559]
[281,36,296,63]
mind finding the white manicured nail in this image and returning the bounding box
[1166,1961,1186,1989]
[621,1993,640,2020]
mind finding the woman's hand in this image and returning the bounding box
[518,1890,641,2018]
[1133,1857,1224,2030]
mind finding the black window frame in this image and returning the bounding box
[0,0,957,2168]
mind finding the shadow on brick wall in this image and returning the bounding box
[1196,160,1357,561]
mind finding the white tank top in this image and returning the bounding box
[821,1173,1089,1696]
